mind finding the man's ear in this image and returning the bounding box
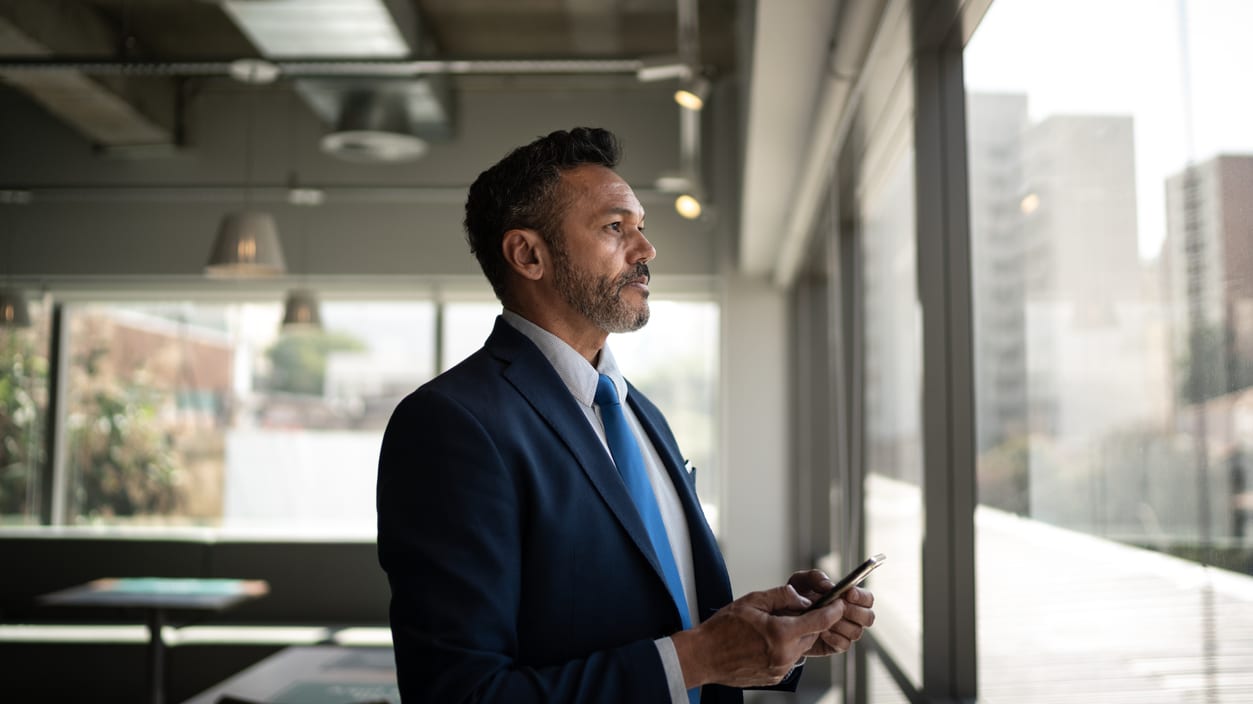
[502,228,547,282]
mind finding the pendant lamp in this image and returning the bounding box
[0,287,31,327]
[281,288,322,329]
[205,211,287,277]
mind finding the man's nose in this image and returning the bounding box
[631,228,657,264]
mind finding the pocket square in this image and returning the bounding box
[684,459,697,481]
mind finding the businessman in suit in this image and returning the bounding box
[377,127,875,703]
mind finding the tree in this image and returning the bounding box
[0,328,47,517]
[1178,322,1253,403]
[65,328,179,520]
[265,330,365,396]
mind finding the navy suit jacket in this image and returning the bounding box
[377,318,750,703]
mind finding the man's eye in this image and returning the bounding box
[608,222,622,232]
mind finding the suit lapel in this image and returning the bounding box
[485,320,670,589]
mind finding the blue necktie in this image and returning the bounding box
[595,374,699,704]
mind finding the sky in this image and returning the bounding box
[963,0,1253,260]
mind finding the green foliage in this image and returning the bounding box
[1178,322,1253,403]
[0,329,47,517]
[977,432,1031,514]
[65,331,180,520]
[265,330,366,396]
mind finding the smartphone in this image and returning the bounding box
[805,553,886,612]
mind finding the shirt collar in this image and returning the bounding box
[501,309,628,408]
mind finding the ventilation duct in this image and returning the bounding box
[319,90,427,162]
[220,0,452,162]
[302,77,451,162]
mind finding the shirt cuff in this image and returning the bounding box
[654,637,690,704]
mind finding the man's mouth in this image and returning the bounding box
[618,264,651,292]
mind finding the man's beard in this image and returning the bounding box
[549,245,650,334]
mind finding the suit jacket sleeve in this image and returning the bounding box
[377,385,674,704]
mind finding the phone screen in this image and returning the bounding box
[805,553,886,612]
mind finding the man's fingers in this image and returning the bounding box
[843,586,875,608]
[788,569,835,600]
[787,597,845,635]
[820,630,853,653]
[763,583,813,612]
[843,602,876,628]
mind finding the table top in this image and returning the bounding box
[181,645,398,704]
[40,577,270,611]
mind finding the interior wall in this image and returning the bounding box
[720,271,793,593]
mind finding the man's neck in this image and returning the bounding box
[504,304,606,365]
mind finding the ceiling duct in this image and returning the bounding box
[220,0,453,162]
[319,89,429,162]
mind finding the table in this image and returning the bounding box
[40,577,269,704]
[181,645,398,704]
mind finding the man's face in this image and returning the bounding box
[546,164,656,334]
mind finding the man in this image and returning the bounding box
[377,127,875,703]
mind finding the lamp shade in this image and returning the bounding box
[0,287,32,327]
[206,211,287,277]
[281,288,323,329]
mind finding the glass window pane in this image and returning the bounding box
[61,299,435,536]
[966,1,1253,701]
[861,148,923,685]
[0,294,50,525]
[867,649,912,704]
[441,301,500,372]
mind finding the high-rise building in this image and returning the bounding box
[1164,154,1253,397]
[968,95,1171,528]
[967,93,1030,456]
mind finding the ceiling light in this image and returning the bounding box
[1020,193,1041,215]
[281,289,323,330]
[205,212,287,278]
[675,193,703,220]
[674,77,710,111]
[0,287,32,327]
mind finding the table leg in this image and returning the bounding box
[147,609,166,704]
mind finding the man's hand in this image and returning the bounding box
[670,584,844,689]
[787,569,876,657]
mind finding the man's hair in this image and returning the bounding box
[464,127,621,302]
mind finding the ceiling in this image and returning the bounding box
[0,0,739,148]
[66,0,739,62]
[0,0,848,280]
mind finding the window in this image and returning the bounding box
[612,300,721,531]
[3,295,721,538]
[0,294,50,526]
[440,301,499,372]
[59,299,434,537]
[966,1,1253,700]
[861,148,923,687]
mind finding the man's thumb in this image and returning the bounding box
[765,583,812,613]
